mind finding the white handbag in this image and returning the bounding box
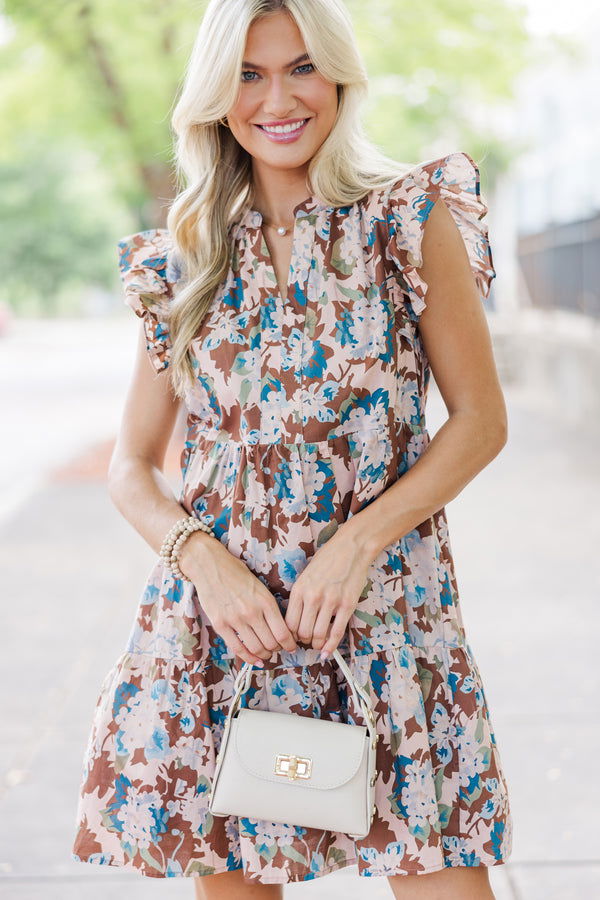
[207,647,379,839]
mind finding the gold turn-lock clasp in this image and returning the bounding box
[274,753,312,780]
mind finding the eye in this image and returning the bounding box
[240,62,315,83]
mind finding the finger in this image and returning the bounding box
[296,598,319,644]
[262,606,299,651]
[311,603,336,651]
[249,613,287,659]
[283,593,302,638]
[319,606,352,656]
[234,622,272,659]
[220,625,265,667]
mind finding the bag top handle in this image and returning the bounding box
[231,647,377,736]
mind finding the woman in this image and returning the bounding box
[72,0,513,896]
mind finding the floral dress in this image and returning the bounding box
[71,150,513,884]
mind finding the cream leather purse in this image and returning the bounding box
[207,648,379,839]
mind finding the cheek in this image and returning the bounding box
[228,92,256,126]
[305,80,338,117]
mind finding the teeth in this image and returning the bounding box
[261,119,307,134]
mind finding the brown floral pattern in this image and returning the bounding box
[72,151,513,884]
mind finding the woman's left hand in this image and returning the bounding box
[283,524,372,657]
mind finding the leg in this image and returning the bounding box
[388,864,495,900]
[193,867,284,900]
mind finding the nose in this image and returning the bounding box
[261,74,297,117]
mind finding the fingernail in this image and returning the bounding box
[320,650,329,660]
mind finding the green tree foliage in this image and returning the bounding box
[347,0,531,175]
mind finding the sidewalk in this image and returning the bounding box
[0,373,598,898]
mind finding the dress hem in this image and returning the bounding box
[71,850,512,883]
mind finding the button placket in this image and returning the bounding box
[280,211,318,442]
[239,199,329,445]
[251,219,285,445]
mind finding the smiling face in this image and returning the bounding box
[226,10,339,178]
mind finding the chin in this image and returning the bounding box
[251,144,319,166]
[265,154,314,168]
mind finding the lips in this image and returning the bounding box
[254,118,311,143]
[257,118,309,132]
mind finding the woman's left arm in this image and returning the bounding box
[350,194,508,560]
[285,197,508,656]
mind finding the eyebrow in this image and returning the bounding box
[241,53,311,70]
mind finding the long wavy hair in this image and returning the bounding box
[166,0,412,400]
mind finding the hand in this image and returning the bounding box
[284,524,371,657]
[180,532,298,667]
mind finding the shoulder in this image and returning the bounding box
[383,149,492,256]
[117,227,179,281]
[116,227,185,304]
[382,151,496,321]
[385,150,485,210]
[116,228,183,374]
[356,150,485,232]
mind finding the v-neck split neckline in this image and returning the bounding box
[259,226,294,304]
[238,194,334,305]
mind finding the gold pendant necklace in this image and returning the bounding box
[264,221,292,236]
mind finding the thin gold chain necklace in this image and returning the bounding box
[263,220,293,236]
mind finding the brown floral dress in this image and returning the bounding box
[71,150,513,884]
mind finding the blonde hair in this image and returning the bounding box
[166,0,411,399]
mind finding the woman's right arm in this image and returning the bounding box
[107,323,298,666]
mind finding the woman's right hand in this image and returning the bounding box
[180,531,298,667]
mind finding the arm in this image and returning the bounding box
[108,323,297,665]
[344,195,508,561]
[107,322,213,566]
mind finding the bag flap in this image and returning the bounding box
[233,708,367,789]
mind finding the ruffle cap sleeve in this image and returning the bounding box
[385,150,496,322]
[117,227,183,373]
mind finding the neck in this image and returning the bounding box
[250,163,312,223]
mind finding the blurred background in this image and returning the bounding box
[0,0,598,898]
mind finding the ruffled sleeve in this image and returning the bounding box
[385,150,496,323]
[117,227,183,373]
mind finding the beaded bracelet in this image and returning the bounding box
[159,516,193,567]
[164,516,214,581]
[159,514,215,581]
[170,518,214,580]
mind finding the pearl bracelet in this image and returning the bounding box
[159,514,215,582]
[170,519,213,580]
[159,516,193,566]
